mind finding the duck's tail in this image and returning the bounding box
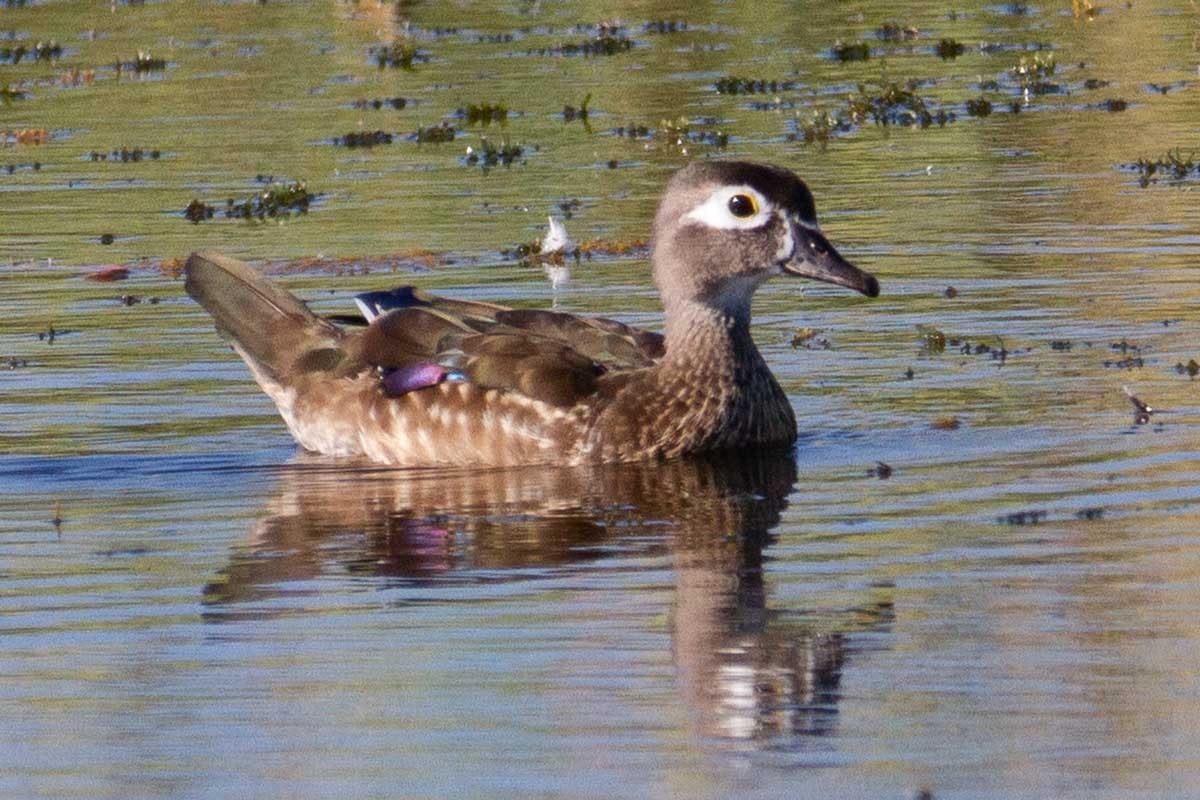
[184,251,344,385]
[185,252,376,457]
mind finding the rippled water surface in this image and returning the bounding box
[3,1,1200,798]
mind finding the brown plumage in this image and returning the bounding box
[184,161,879,467]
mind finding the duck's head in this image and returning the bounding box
[651,161,878,321]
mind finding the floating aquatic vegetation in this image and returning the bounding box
[1100,98,1127,112]
[1128,149,1198,185]
[412,25,462,40]
[414,122,457,143]
[526,23,634,57]
[1,84,29,104]
[3,127,50,145]
[119,294,159,306]
[57,67,94,87]
[868,462,893,479]
[744,96,800,112]
[556,198,582,219]
[931,416,961,431]
[458,102,507,126]
[1011,54,1059,95]
[228,180,312,220]
[656,116,728,152]
[562,93,591,122]
[790,327,830,350]
[918,324,946,354]
[965,97,993,117]
[967,342,1009,363]
[917,325,1015,362]
[474,32,515,44]
[1104,338,1144,367]
[37,324,79,342]
[788,110,853,144]
[464,137,523,169]
[643,20,688,34]
[998,509,1047,526]
[2,161,41,174]
[505,240,546,261]
[334,130,393,147]
[89,146,161,162]
[184,180,313,224]
[1146,81,1187,95]
[505,233,647,264]
[715,76,795,95]
[114,51,167,73]
[372,41,423,70]
[612,123,650,139]
[0,40,62,64]
[184,198,215,223]
[831,40,870,62]
[561,23,633,56]
[1083,78,1110,90]
[847,80,953,128]
[876,22,919,42]
[575,237,647,258]
[936,38,966,60]
[352,97,408,110]
[977,40,1053,55]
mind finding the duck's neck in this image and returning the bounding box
[641,295,794,454]
[661,297,764,380]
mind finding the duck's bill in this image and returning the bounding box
[782,228,879,298]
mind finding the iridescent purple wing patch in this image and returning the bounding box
[382,362,466,397]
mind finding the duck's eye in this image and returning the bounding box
[727,193,758,218]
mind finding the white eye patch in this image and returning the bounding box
[682,184,774,230]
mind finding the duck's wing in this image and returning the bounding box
[490,308,665,366]
[348,288,665,408]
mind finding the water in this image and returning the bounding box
[3,1,1200,797]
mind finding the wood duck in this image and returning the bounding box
[185,160,879,467]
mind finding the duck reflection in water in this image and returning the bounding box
[203,449,893,745]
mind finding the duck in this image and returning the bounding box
[184,160,879,467]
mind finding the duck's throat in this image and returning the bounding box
[661,299,762,379]
[650,298,795,453]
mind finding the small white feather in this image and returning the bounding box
[540,216,574,254]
